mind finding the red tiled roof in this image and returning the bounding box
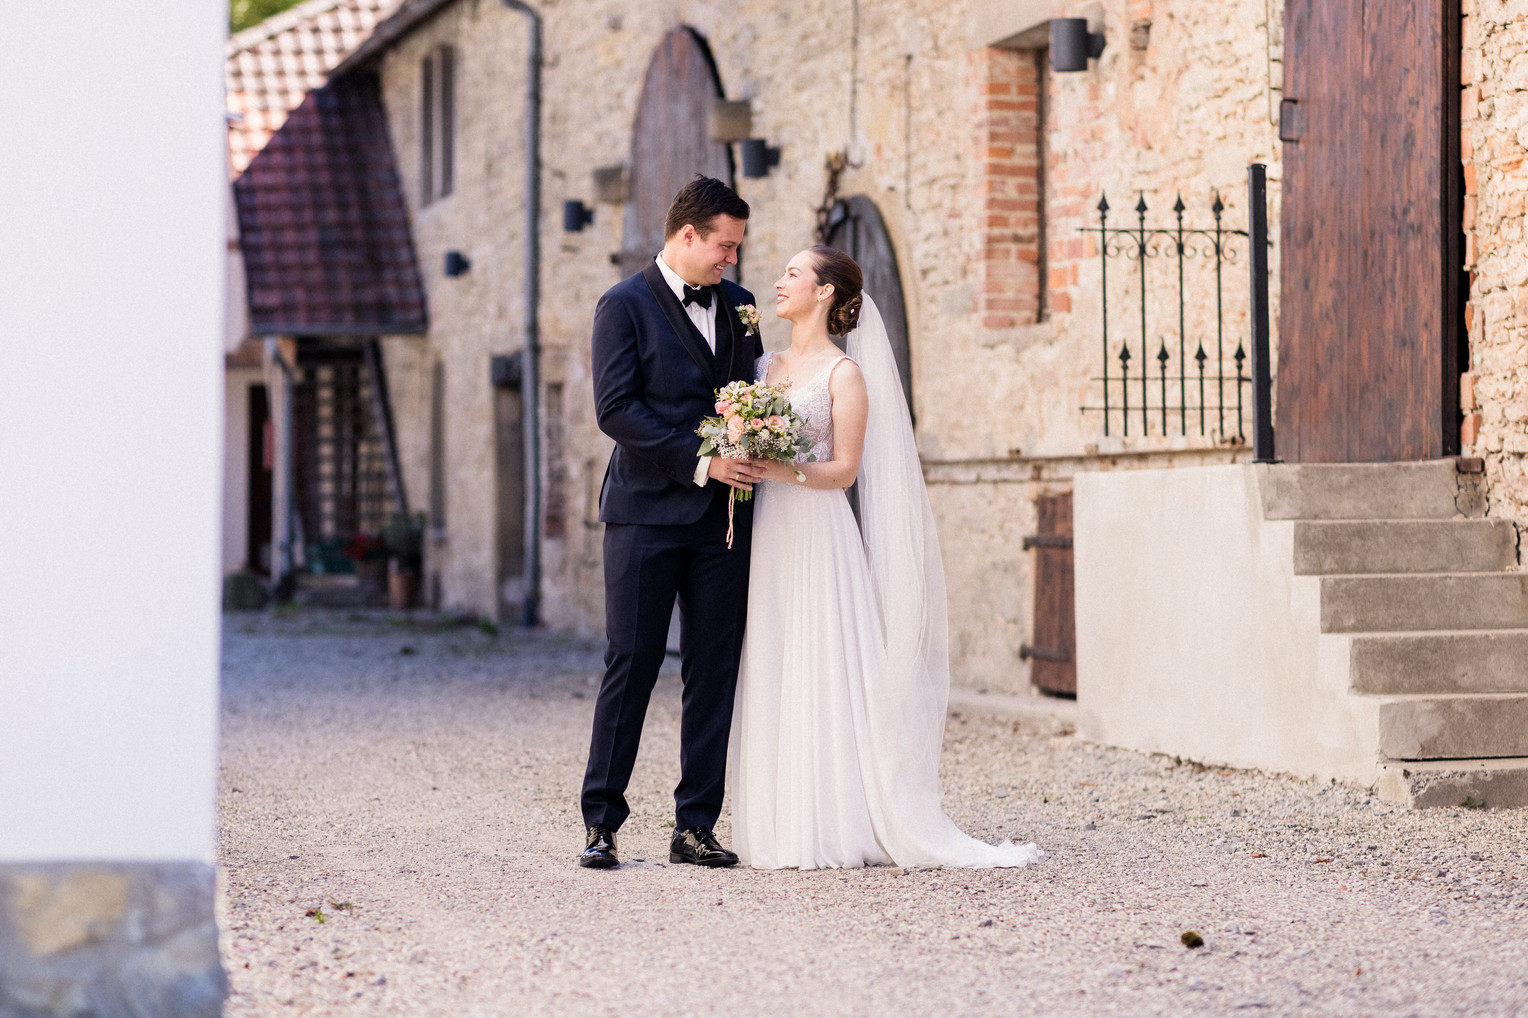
[233,72,428,336]
[226,0,403,176]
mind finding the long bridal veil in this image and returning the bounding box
[847,295,1040,867]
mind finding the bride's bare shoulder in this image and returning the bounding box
[827,356,865,395]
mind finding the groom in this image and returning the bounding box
[579,177,765,869]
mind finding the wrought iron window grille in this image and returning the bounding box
[1078,190,1269,442]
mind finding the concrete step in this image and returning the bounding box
[1376,693,1528,760]
[1293,519,1517,575]
[1350,630,1528,695]
[1261,461,1464,520]
[1320,572,1528,633]
[1377,757,1528,809]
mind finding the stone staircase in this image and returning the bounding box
[1268,461,1528,808]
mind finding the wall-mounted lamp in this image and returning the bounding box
[740,138,780,179]
[490,352,523,390]
[562,199,595,232]
[1050,18,1105,71]
[444,250,471,277]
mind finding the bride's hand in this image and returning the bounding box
[755,459,799,485]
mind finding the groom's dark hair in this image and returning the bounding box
[665,176,750,239]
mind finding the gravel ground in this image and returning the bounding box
[219,611,1528,1017]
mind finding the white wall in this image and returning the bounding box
[0,3,226,861]
[1074,465,1381,785]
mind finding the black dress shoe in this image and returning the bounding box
[669,825,739,867]
[579,825,619,868]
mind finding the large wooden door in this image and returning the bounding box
[824,195,912,412]
[617,28,734,278]
[1277,1,1461,462]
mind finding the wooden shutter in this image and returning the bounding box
[1022,491,1076,696]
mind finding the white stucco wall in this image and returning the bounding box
[1073,465,1380,785]
[0,3,225,861]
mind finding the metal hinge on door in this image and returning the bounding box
[1278,98,1302,142]
[1019,644,1072,663]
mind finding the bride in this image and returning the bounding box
[729,245,1041,870]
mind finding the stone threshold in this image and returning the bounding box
[947,687,1079,728]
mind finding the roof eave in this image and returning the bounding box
[329,0,460,78]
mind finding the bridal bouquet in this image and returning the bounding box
[696,379,814,546]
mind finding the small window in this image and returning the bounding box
[438,45,455,197]
[419,45,456,206]
[419,54,434,204]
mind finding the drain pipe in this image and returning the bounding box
[502,0,542,626]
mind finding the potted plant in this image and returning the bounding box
[343,532,388,601]
[381,512,425,610]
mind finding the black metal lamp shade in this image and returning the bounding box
[740,138,780,178]
[1050,18,1105,72]
[562,199,594,232]
[444,250,471,276]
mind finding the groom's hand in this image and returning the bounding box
[708,457,765,492]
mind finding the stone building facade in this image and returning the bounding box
[1461,0,1528,522]
[337,0,1528,698]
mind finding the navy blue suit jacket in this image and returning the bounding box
[593,261,763,525]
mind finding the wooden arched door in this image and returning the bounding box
[618,28,734,278]
[824,195,912,411]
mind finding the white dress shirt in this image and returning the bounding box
[654,254,720,487]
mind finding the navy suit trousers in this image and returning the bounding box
[580,484,752,832]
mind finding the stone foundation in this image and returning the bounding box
[0,863,224,1018]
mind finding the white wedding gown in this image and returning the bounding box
[730,319,1041,870]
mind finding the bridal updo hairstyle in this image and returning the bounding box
[809,244,864,336]
[665,175,751,237]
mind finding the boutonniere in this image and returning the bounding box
[736,303,761,337]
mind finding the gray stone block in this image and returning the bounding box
[1350,629,1528,695]
[1377,694,1528,760]
[1292,519,1518,575]
[1320,572,1528,633]
[1260,461,1464,520]
[1377,757,1528,809]
[0,862,225,1018]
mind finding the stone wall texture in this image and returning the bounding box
[1461,0,1528,525]
[0,863,224,1018]
[378,0,531,618]
[368,0,1285,690]
[367,0,1528,694]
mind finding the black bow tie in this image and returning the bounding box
[682,284,713,309]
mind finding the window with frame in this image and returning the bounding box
[419,44,456,205]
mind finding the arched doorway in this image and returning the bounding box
[617,28,734,278]
[824,195,912,412]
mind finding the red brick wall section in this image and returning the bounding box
[970,48,1043,328]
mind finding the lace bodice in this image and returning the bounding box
[759,352,850,464]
